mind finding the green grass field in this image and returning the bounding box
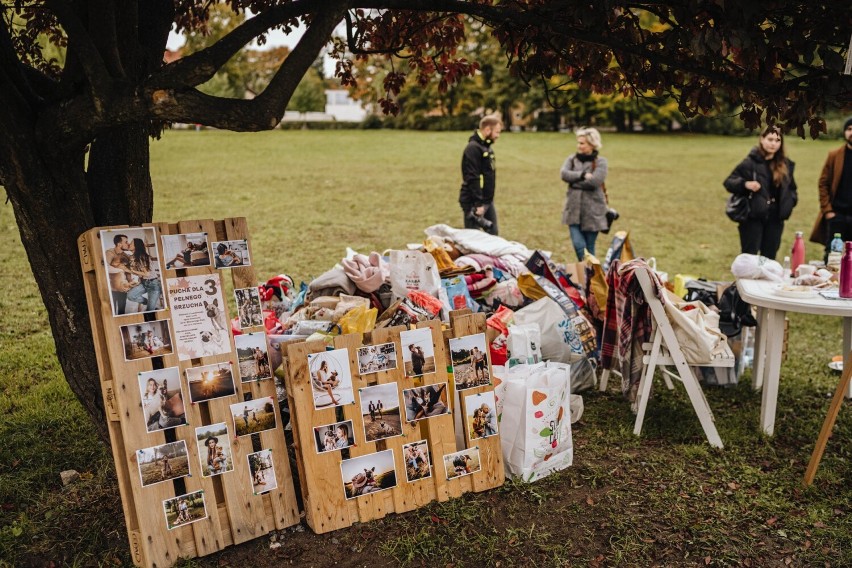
[3,129,852,566]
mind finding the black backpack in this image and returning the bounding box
[718,284,757,338]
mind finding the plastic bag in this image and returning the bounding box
[441,275,479,312]
[730,254,784,282]
[338,305,378,335]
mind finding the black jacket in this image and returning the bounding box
[724,147,797,221]
[459,130,496,208]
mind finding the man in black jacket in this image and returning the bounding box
[459,115,503,235]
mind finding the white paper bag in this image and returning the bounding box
[507,323,543,367]
[498,362,573,482]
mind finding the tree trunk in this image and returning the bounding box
[4,125,153,445]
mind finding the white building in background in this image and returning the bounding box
[324,89,367,122]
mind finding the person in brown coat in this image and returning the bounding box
[810,117,852,253]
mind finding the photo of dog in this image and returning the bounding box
[341,449,397,499]
[163,490,207,531]
[443,448,481,480]
[167,273,231,360]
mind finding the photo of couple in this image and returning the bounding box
[234,332,272,382]
[443,448,482,480]
[100,228,167,317]
[449,333,491,390]
[465,392,498,440]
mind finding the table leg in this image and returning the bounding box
[804,356,852,486]
[752,307,768,391]
[759,309,785,436]
[844,318,852,400]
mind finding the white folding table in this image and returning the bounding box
[736,278,852,436]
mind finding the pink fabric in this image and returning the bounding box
[340,252,389,293]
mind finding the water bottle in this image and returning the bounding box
[828,233,844,272]
[841,242,852,298]
[790,231,805,277]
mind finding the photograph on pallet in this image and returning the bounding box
[99,227,167,317]
[443,447,481,480]
[402,439,432,483]
[341,449,397,499]
[358,383,402,443]
[120,319,174,361]
[231,396,277,437]
[314,419,356,453]
[211,239,251,268]
[162,232,210,270]
[402,383,450,422]
[138,367,187,433]
[136,440,190,488]
[186,362,236,404]
[248,449,277,495]
[166,273,231,360]
[235,332,272,382]
[465,391,499,441]
[195,422,234,477]
[400,328,436,378]
[449,333,491,390]
[357,342,398,375]
[308,348,355,409]
[163,489,207,530]
[234,286,263,328]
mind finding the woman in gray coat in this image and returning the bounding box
[561,127,609,260]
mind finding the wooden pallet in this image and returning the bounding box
[283,311,504,534]
[78,218,299,567]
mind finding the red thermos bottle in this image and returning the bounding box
[790,231,805,277]
[840,242,852,298]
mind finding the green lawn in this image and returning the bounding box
[3,129,852,566]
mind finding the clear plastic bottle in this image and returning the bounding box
[790,231,805,277]
[782,256,791,280]
[828,233,844,272]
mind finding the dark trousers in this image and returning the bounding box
[738,217,784,260]
[461,202,499,235]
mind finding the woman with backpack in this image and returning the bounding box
[561,127,609,261]
[724,126,798,259]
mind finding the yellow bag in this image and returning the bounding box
[672,274,699,300]
[583,252,608,308]
[516,273,547,301]
[338,305,378,335]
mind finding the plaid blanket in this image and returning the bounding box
[600,259,664,402]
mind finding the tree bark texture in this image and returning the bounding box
[3,128,153,444]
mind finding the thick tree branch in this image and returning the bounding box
[152,0,318,89]
[46,0,112,96]
[87,0,126,79]
[0,9,47,106]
